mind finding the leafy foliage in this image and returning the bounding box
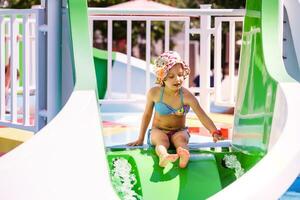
[1,0,245,10]
[0,0,40,8]
[87,0,245,9]
[4,0,245,61]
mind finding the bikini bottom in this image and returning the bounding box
[147,127,190,145]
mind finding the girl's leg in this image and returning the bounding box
[171,130,190,168]
[151,128,178,167]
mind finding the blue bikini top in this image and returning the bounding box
[154,87,190,116]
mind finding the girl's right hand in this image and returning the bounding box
[212,130,223,142]
[128,138,144,146]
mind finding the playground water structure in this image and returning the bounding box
[93,50,228,113]
[0,0,300,200]
[93,49,156,99]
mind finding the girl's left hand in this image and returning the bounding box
[128,138,144,146]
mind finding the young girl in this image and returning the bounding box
[128,51,222,168]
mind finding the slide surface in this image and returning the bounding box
[211,0,300,198]
[108,149,222,200]
[1,0,300,199]
[0,1,119,199]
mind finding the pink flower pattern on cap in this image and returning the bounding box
[154,51,190,85]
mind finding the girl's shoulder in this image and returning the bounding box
[181,87,196,103]
[148,86,162,101]
[181,87,193,97]
[149,86,161,94]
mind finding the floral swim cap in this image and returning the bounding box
[154,51,190,85]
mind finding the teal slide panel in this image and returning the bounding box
[108,149,222,200]
[93,48,116,99]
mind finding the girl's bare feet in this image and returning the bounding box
[177,147,190,168]
[159,154,178,167]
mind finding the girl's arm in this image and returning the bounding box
[128,89,154,146]
[187,91,222,142]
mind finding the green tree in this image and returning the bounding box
[0,0,40,8]
[5,0,245,63]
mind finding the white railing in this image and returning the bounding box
[88,6,245,112]
[0,8,46,132]
[214,16,244,107]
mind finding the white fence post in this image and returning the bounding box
[126,20,132,98]
[0,16,5,120]
[164,20,170,52]
[107,19,112,98]
[199,4,212,112]
[184,18,190,87]
[22,14,30,126]
[146,19,151,94]
[10,15,18,123]
[214,18,222,104]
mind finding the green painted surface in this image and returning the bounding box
[93,48,116,99]
[106,148,263,199]
[67,0,98,94]
[107,154,143,198]
[213,150,263,188]
[232,0,294,155]
[107,149,222,200]
[65,0,299,198]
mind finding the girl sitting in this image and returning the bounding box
[128,51,222,168]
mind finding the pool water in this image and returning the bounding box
[280,177,300,199]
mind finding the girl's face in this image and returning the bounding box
[163,63,185,91]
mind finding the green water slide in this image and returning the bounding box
[93,48,116,99]
[108,149,222,199]
[2,0,298,198]
[232,0,288,155]
[107,147,262,199]
[65,0,266,198]
[105,0,300,199]
[211,0,300,198]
